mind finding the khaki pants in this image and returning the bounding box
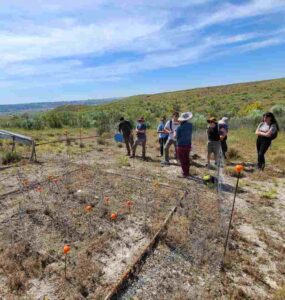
[132,138,146,158]
[164,139,177,162]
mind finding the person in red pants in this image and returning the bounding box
[175,112,193,178]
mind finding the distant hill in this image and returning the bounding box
[0,98,118,115]
[0,78,284,131]
[84,77,285,119]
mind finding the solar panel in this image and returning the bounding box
[0,130,34,145]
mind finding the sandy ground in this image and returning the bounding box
[0,135,284,299]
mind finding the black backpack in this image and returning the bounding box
[270,128,278,140]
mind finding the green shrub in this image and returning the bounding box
[261,188,278,200]
[2,151,21,165]
[116,156,130,167]
[239,101,263,116]
[44,112,63,128]
[271,104,285,117]
[93,111,112,135]
[192,113,207,130]
[97,137,108,145]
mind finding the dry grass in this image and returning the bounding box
[273,285,285,300]
[0,241,42,293]
[227,148,242,160]
[258,230,284,253]
[0,165,182,298]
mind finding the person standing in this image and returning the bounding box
[132,117,147,159]
[161,111,180,165]
[176,112,193,178]
[118,117,134,156]
[255,112,279,170]
[157,116,168,157]
[206,117,222,167]
[218,117,229,159]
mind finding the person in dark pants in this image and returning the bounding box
[175,112,193,178]
[218,117,229,159]
[118,117,134,156]
[255,112,279,170]
[157,116,168,157]
[132,117,147,159]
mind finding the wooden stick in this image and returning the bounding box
[223,173,240,261]
[64,255,67,279]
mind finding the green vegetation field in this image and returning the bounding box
[1,78,285,133]
[0,78,284,170]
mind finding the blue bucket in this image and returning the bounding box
[114,133,124,143]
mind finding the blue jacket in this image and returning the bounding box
[176,122,193,146]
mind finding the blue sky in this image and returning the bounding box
[0,0,285,104]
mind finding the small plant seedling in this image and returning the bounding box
[104,196,110,205]
[36,186,43,193]
[22,179,29,188]
[153,180,159,189]
[84,205,93,235]
[35,186,45,207]
[126,200,133,213]
[84,205,93,213]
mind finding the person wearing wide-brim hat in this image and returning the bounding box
[206,116,221,167]
[175,112,193,178]
[131,116,147,159]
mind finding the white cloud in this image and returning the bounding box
[180,0,285,32]
[3,31,280,85]
[0,19,163,66]
[238,37,285,52]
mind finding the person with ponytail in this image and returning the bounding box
[255,112,279,170]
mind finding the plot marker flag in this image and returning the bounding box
[223,164,244,264]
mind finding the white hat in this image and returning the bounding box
[219,117,228,124]
[178,112,193,122]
